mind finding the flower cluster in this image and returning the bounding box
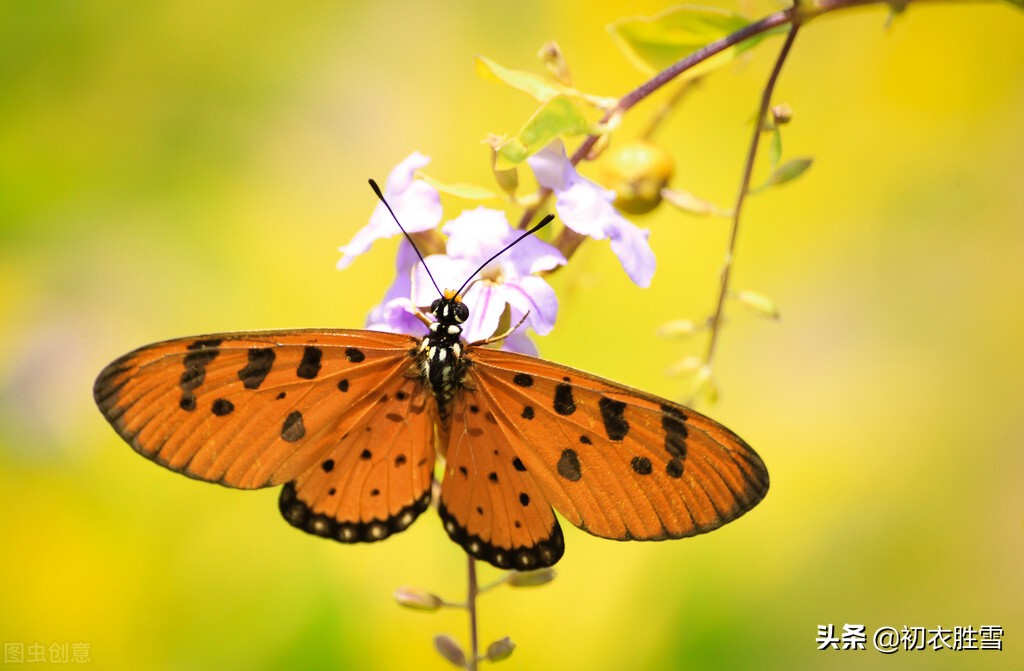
[337,145,656,354]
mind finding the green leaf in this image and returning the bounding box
[751,157,813,193]
[608,5,768,77]
[769,128,782,167]
[474,55,616,109]
[494,97,594,169]
[417,173,501,201]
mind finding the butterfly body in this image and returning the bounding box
[95,293,768,571]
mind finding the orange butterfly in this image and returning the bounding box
[94,192,768,571]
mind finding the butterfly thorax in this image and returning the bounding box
[418,292,470,419]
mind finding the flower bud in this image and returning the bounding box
[655,319,701,340]
[734,290,780,321]
[506,567,556,587]
[486,636,516,662]
[602,139,675,215]
[393,586,443,612]
[434,635,468,668]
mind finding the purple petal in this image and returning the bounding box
[526,140,574,191]
[460,281,505,343]
[608,221,656,288]
[337,152,440,270]
[365,297,425,336]
[411,254,472,307]
[501,326,538,356]
[442,208,511,261]
[501,276,558,336]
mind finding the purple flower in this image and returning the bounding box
[527,140,655,288]
[336,152,441,271]
[408,207,566,355]
[364,239,427,336]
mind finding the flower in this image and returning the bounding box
[409,207,566,355]
[364,239,426,336]
[336,152,441,270]
[527,140,656,288]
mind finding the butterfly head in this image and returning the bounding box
[430,289,469,328]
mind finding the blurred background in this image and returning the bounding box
[2,1,1022,669]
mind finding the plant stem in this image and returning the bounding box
[703,24,800,370]
[466,555,480,670]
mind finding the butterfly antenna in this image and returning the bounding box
[369,178,443,298]
[455,214,556,297]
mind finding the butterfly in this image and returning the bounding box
[94,185,769,571]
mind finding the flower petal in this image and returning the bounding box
[460,282,505,343]
[608,220,656,288]
[526,140,574,192]
[337,152,440,270]
[502,276,559,336]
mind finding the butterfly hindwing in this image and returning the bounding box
[438,388,565,570]
[93,329,422,490]
[464,347,769,542]
[279,372,436,544]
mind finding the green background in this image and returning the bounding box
[2,1,1022,669]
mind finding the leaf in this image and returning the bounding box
[608,6,769,78]
[494,96,595,169]
[751,157,813,193]
[1002,0,1024,8]
[474,55,616,109]
[417,173,501,201]
[769,128,782,167]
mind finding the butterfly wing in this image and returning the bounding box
[438,386,566,570]
[461,347,768,545]
[94,329,437,542]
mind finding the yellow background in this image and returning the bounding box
[2,1,1022,669]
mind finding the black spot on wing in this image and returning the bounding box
[630,456,653,475]
[239,348,275,389]
[661,404,688,460]
[345,347,365,363]
[321,459,335,473]
[337,379,349,392]
[553,384,576,416]
[598,397,629,440]
[297,346,322,379]
[281,411,305,442]
[557,449,582,482]
[521,406,535,420]
[513,373,533,387]
[211,398,234,416]
[512,457,527,472]
[178,340,221,410]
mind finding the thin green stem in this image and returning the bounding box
[703,24,800,369]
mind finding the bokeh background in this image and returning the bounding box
[2,1,1022,669]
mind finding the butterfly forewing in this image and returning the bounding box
[94,329,422,489]
[464,347,769,542]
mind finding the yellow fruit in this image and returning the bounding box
[602,139,675,215]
